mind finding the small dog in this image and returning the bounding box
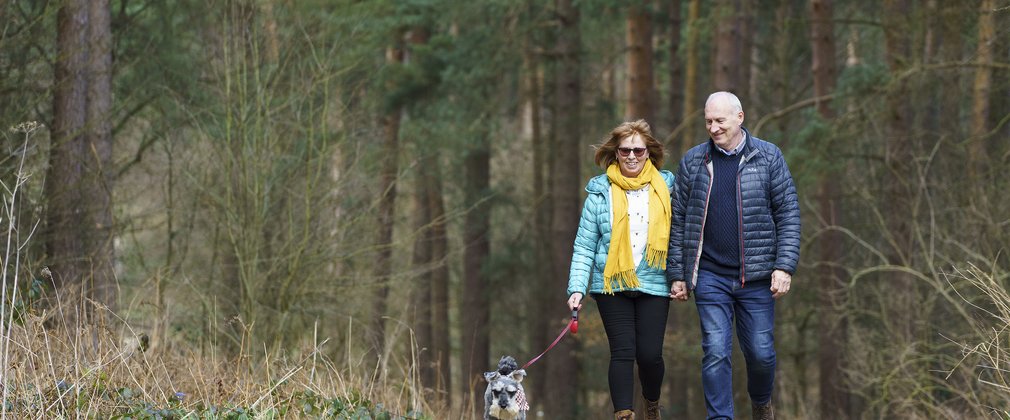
[483,356,528,420]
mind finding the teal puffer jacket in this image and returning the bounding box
[566,170,676,298]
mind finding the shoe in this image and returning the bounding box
[615,409,635,420]
[644,399,661,420]
[752,402,774,420]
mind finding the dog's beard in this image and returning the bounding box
[488,401,520,419]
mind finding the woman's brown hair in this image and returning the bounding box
[593,119,665,170]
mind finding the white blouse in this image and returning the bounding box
[625,184,650,267]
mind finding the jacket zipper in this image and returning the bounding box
[736,142,762,287]
[737,157,746,287]
[691,157,714,289]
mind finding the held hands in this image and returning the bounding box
[567,293,584,311]
[669,281,689,301]
[770,269,792,299]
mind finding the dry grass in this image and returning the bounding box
[0,123,445,418]
[942,265,1010,418]
[0,298,446,418]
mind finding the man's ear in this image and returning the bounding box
[510,369,526,383]
[484,371,500,383]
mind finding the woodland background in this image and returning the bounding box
[1,0,1009,418]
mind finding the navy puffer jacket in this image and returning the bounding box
[667,128,801,289]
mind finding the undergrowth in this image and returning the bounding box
[0,123,435,419]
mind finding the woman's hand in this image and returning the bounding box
[567,293,584,311]
[669,281,689,301]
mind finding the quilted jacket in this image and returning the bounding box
[567,170,676,298]
[667,128,801,289]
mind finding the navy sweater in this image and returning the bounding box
[699,150,742,278]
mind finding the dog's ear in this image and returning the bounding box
[484,371,501,383]
[510,369,526,383]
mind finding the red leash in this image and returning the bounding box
[522,310,579,370]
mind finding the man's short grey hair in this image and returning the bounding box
[706,91,743,113]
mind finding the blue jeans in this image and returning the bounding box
[695,269,776,419]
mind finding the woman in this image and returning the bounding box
[566,120,675,420]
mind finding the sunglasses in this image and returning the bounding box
[617,147,647,157]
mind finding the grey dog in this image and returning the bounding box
[483,356,528,420]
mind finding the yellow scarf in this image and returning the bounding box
[602,159,671,294]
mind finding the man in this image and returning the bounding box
[668,92,801,419]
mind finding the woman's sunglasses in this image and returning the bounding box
[617,147,647,157]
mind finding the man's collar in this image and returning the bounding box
[715,132,746,156]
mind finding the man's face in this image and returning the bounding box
[704,100,745,151]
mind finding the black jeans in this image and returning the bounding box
[593,291,670,412]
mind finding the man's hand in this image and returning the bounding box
[770,270,792,299]
[567,293,584,311]
[669,281,689,301]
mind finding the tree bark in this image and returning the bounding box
[969,0,994,175]
[49,0,88,294]
[405,26,437,396]
[461,130,491,414]
[737,0,753,100]
[372,40,405,364]
[666,0,684,147]
[528,0,555,405]
[410,157,434,393]
[427,162,451,401]
[809,0,851,417]
[626,3,654,123]
[680,0,700,153]
[542,0,581,418]
[882,0,921,352]
[713,0,739,93]
[772,0,793,135]
[258,0,279,64]
[48,0,117,315]
[86,0,115,312]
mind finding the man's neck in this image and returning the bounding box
[717,131,746,155]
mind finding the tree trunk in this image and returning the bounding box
[427,163,451,401]
[809,0,851,417]
[713,0,739,93]
[372,41,404,364]
[48,0,117,316]
[737,0,753,100]
[928,0,961,136]
[405,25,436,396]
[969,0,994,175]
[542,0,581,418]
[461,130,491,414]
[86,0,115,313]
[49,0,88,295]
[882,0,920,348]
[410,154,434,392]
[772,0,793,134]
[258,0,279,64]
[810,0,836,119]
[680,0,700,153]
[665,2,690,414]
[522,0,553,407]
[626,3,654,123]
[528,0,555,405]
[666,0,684,147]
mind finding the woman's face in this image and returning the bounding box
[616,134,649,178]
